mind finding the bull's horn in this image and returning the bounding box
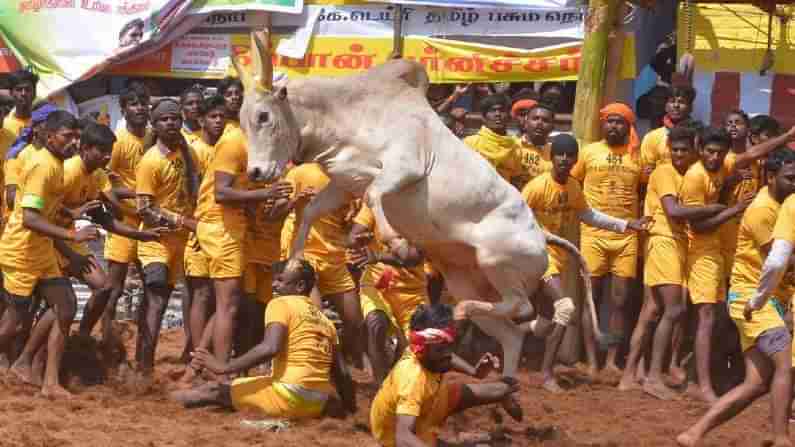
[250,21,273,92]
[228,44,256,93]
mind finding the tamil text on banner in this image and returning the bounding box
[364,0,579,9]
[677,3,795,75]
[111,31,636,82]
[0,0,303,97]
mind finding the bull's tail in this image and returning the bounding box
[543,230,604,341]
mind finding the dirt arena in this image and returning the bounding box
[0,322,774,447]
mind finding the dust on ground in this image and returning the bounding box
[0,322,774,447]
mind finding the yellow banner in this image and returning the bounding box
[677,3,795,74]
[112,33,636,82]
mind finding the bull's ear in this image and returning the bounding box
[276,86,288,101]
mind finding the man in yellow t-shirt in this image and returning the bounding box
[346,202,428,384]
[181,94,217,362]
[0,111,100,398]
[102,85,152,344]
[193,93,292,375]
[570,103,644,376]
[464,95,523,185]
[678,148,795,447]
[620,127,725,398]
[171,259,357,420]
[513,102,553,190]
[719,115,795,277]
[5,103,59,214]
[680,126,752,404]
[639,86,696,177]
[218,77,243,135]
[135,99,201,375]
[284,163,363,365]
[2,70,37,138]
[8,123,161,385]
[524,134,646,391]
[370,303,520,447]
[180,86,204,147]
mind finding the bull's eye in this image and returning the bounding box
[258,111,270,124]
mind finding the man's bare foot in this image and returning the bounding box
[542,377,564,394]
[603,363,622,377]
[9,362,38,386]
[686,384,717,404]
[169,383,220,408]
[584,364,599,382]
[643,379,679,401]
[773,436,793,447]
[617,375,641,392]
[669,366,687,386]
[41,384,74,400]
[0,353,9,370]
[676,430,702,447]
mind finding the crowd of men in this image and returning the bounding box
[1,67,795,447]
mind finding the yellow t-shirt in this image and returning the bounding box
[195,128,248,233]
[266,295,337,394]
[181,127,202,148]
[2,114,31,138]
[513,136,552,188]
[571,140,641,239]
[721,153,762,250]
[136,145,198,229]
[109,128,149,219]
[645,163,687,240]
[0,128,13,187]
[354,203,426,292]
[0,149,65,269]
[370,351,445,447]
[223,120,241,136]
[522,171,588,268]
[57,155,112,227]
[773,194,795,244]
[6,144,40,187]
[680,160,725,254]
[246,177,290,265]
[730,187,795,300]
[640,126,669,177]
[464,126,523,182]
[286,163,352,262]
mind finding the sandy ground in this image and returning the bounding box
[0,322,777,447]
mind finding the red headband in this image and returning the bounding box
[409,326,457,357]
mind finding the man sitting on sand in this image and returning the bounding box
[171,259,356,419]
[370,303,521,447]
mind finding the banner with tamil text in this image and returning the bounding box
[111,31,636,82]
[0,0,302,97]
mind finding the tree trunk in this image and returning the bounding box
[571,0,624,144]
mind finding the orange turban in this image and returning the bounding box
[511,99,538,119]
[599,103,640,152]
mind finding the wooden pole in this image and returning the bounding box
[571,0,623,144]
[390,5,405,59]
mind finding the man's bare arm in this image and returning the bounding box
[660,195,726,221]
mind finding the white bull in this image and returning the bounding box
[238,58,601,377]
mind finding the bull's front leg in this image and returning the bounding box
[290,180,349,261]
[364,153,426,245]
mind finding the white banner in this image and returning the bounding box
[365,0,579,9]
[171,34,231,73]
[273,4,584,38]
